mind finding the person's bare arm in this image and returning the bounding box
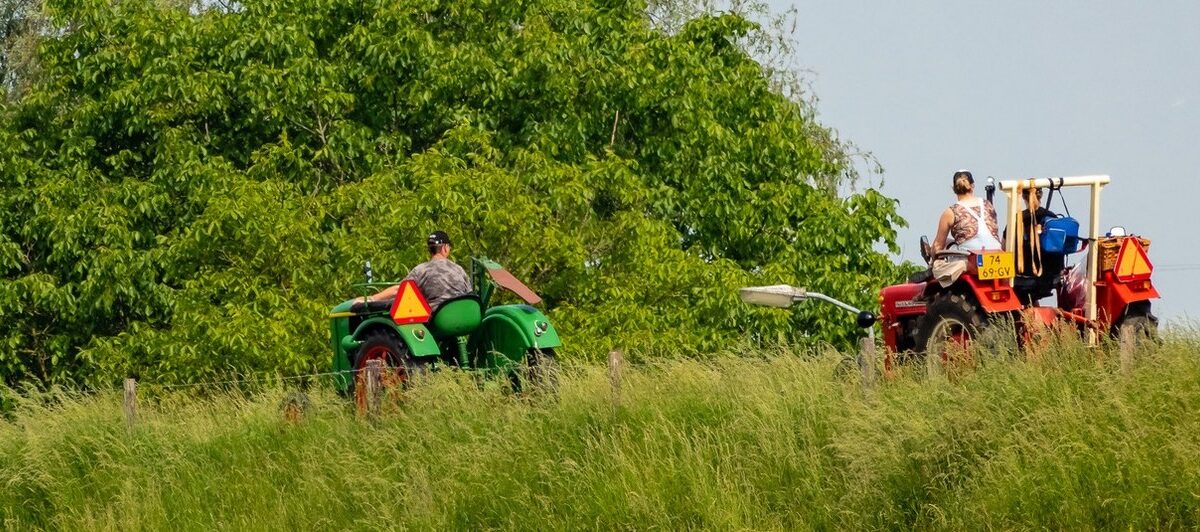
[367,284,399,302]
[367,266,421,302]
[932,208,954,254]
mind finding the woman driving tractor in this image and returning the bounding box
[929,169,1003,287]
[932,169,1002,253]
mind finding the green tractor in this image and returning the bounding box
[328,257,562,403]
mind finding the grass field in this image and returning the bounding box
[3,331,1200,530]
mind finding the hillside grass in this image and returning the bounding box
[3,332,1200,530]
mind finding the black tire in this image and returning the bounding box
[529,348,561,391]
[350,329,428,403]
[915,293,985,375]
[1114,301,1159,347]
[512,348,561,395]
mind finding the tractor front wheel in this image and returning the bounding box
[916,293,985,378]
[352,330,428,414]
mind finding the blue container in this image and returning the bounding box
[1041,216,1081,254]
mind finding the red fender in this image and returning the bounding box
[1096,270,1159,325]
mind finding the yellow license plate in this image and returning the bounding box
[977,252,1015,280]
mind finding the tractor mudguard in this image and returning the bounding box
[1097,270,1160,324]
[350,317,440,358]
[469,304,561,370]
[329,294,440,394]
[330,318,437,395]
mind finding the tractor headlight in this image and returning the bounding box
[534,321,549,337]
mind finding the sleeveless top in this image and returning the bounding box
[950,199,1002,250]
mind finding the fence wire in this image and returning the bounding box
[140,368,363,391]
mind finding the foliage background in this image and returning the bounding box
[0,0,906,386]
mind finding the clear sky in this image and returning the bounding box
[771,0,1200,323]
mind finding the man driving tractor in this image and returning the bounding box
[329,230,563,399]
[367,230,471,312]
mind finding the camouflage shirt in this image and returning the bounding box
[404,258,471,312]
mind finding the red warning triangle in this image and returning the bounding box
[389,280,432,324]
[1114,238,1153,282]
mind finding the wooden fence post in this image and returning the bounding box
[365,359,382,419]
[607,349,623,408]
[123,378,137,432]
[1119,328,1135,376]
[859,337,876,389]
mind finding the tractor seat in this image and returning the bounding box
[349,299,393,314]
[908,269,933,284]
[932,249,971,260]
[427,294,482,339]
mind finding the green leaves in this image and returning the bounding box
[0,0,907,386]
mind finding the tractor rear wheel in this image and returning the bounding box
[1115,302,1160,349]
[511,348,560,395]
[351,329,428,414]
[916,293,985,378]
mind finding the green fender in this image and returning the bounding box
[331,315,440,394]
[469,304,561,371]
[351,317,440,358]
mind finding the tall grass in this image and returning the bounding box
[2,334,1200,530]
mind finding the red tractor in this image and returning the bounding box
[878,175,1159,372]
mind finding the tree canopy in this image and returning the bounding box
[0,0,906,386]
